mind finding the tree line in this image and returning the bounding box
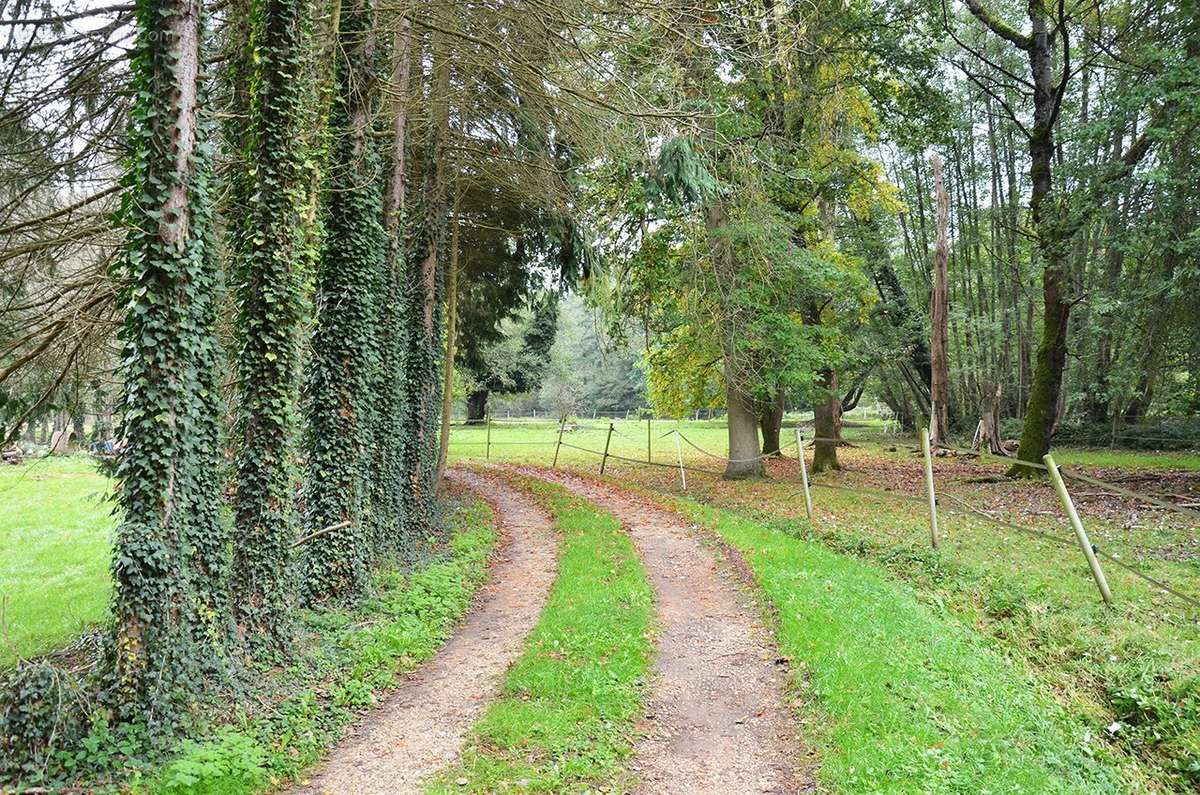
[0,0,1198,750]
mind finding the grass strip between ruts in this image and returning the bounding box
[427,475,654,793]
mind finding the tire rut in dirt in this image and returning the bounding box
[504,465,810,794]
[290,469,558,795]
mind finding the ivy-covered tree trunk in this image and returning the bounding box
[301,0,385,602]
[397,14,450,538]
[369,16,413,559]
[110,0,229,713]
[229,0,310,646]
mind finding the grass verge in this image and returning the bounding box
[0,455,113,666]
[654,493,1131,793]
[428,475,654,793]
[130,495,498,794]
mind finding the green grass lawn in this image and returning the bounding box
[429,474,654,793]
[562,447,1200,790]
[0,455,113,667]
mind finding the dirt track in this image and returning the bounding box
[290,469,558,795]
[506,464,810,794]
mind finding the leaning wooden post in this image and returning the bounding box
[1044,453,1113,605]
[795,428,812,519]
[599,422,615,475]
[674,430,687,491]
[646,416,652,463]
[552,417,565,468]
[485,413,492,460]
[920,426,939,549]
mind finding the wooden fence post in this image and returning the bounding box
[599,422,614,475]
[921,426,939,549]
[795,428,812,519]
[674,430,687,491]
[485,414,492,460]
[552,417,565,468]
[646,416,652,463]
[1044,453,1113,605]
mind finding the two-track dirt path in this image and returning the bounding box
[504,464,811,794]
[291,470,558,795]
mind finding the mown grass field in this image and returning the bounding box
[0,455,113,666]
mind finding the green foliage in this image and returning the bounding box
[142,497,497,794]
[156,729,267,795]
[0,662,87,782]
[432,477,653,792]
[301,0,387,603]
[109,0,232,718]
[229,0,312,648]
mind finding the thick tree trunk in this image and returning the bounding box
[724,379,763,479]
[812,369,842,472]
[758,388,784,457]
[112,0,229,708]
[230,0,310,648]
[465,389,488,424]
[929,154,951,446]
[396,6,450,536]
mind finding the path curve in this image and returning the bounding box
[504,465,809,794]
[291,469,559,795]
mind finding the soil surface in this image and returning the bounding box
[505,464,811,794]
[290,469,559,795]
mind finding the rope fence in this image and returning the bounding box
[450,416,1199,615]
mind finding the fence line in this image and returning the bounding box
[458,422,1199,615]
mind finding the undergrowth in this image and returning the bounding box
[428,475,654,793]
[0,494,496,793]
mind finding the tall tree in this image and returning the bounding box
[229,0,311,647]
[110,0,230,712]
[929,152,950,445]
[396,6,451,537]
[301,0,385,602]
[957,0,1163,473]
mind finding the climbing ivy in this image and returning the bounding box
[229,0,312,649]
[108,0,231,717]
[395,27,451,542]
[301,0,387,603]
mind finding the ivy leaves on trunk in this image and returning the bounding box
[110,0,230,716]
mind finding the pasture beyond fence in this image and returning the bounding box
[448,415,1200,615]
